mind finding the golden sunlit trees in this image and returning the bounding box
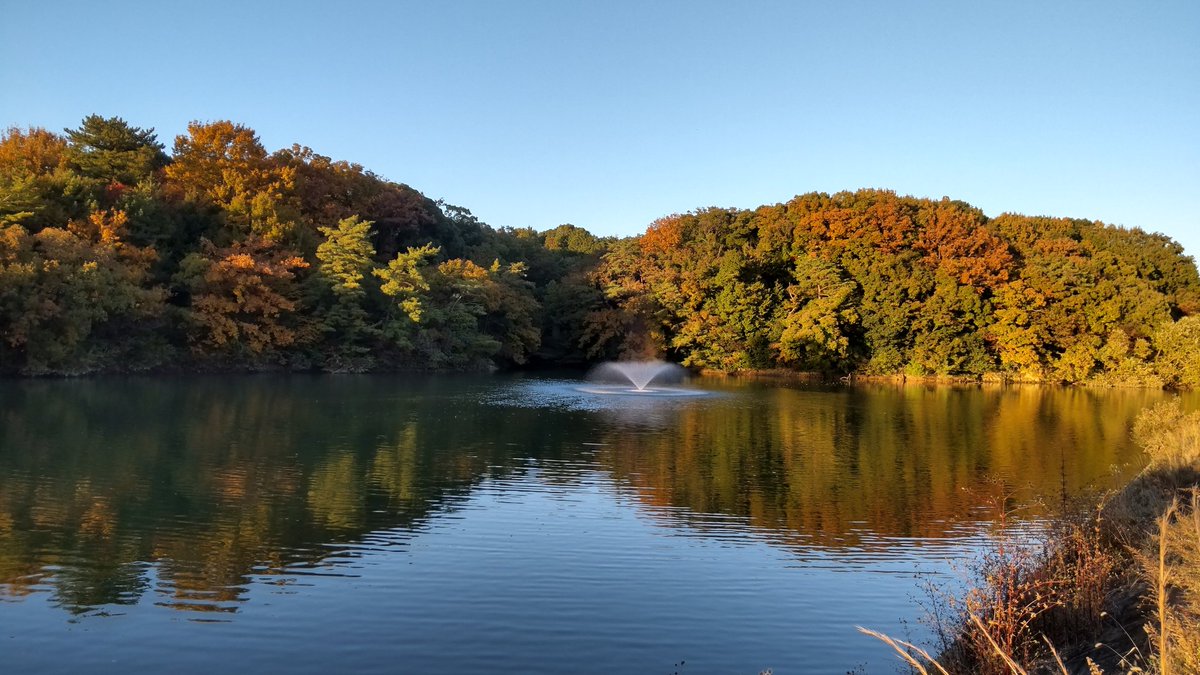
[1153,316,1200,389]
[0,211,167,374]
[177,237,311,364]
[774,254,860,371]
[589,189,1198,383]
[375,243,439,352]
[166,121,298,242]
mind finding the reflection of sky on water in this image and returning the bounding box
[0,375,1166,674]
[7,465,986,673]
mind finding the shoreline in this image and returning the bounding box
[697,368,1184,390]
[1,364,1190,392]
[866,399,1200,674]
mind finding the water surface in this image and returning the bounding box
[0,375,1180,672]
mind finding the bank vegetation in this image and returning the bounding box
[2,116,1198,384]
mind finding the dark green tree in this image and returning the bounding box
[64,115,167,187]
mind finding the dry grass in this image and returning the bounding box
[859,398,1200,674]
[1132,402,1200,470]
[860,613,1068,675]
[1139,490,1200,675]
[860,499,1125,674]
[1124,401,1200,674]
[944,508,1123,674]
[856,626,949,675]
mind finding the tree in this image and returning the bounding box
[583,238,665,360]
[314,216,379,370]
[64,115,167,187]
[165,121,297,242]
[277,146,459,259]
[1154,316,1200,389]
[0,127,89,230]
[542,223,607,255]
[774,255,860,371]
[177,236,311,363]
[374,244,439,352]
[317,216,375,297]
[415,258,500,369]
[988,280,1049,378]
[907,276,993,375]
[0,215,167,374]
[914,199,1011,291]
[479,260,541,366]
[539,272,605,364]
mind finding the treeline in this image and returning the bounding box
[592,192,1200,386]
[3,116,1199,384]
[0,116,609,374]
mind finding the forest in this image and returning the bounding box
[2,115,1198,386]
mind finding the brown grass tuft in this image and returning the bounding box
[1139,489,1200,675]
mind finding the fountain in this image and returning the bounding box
[579,360,702,396]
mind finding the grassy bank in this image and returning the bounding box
[863,399,1200,674]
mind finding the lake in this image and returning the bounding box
[0,374,1180,673]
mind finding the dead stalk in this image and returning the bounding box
[856,626,951,675]
[969,612,1028,675]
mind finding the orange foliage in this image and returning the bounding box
[640,215,685,256]
[0,127,68,176]
[69,208,129,244]
[165,121,297,240]
[186,237,310,356]
[916,201,1013,289]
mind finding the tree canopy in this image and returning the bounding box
[586,190,1200,386]
[1,117,1196,386]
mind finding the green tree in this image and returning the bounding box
[374,244,439,352]
[907,276,993,376]
[542,223,607,255]
[64,115,167,187]
[314,216,379,370]
[774,255,860,371]
[539,272,605,364]
[415,258,500,369]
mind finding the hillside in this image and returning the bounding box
[2,116,1197,384]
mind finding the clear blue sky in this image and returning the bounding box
[3,0,1197,256]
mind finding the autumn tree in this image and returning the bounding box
[177,236,311,364]
[0,127,89,230]
[166,121,298,242]
[0,214,167,374]
[7,114,1200,381]
[478,260,541,366]
[584,237,666,360]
